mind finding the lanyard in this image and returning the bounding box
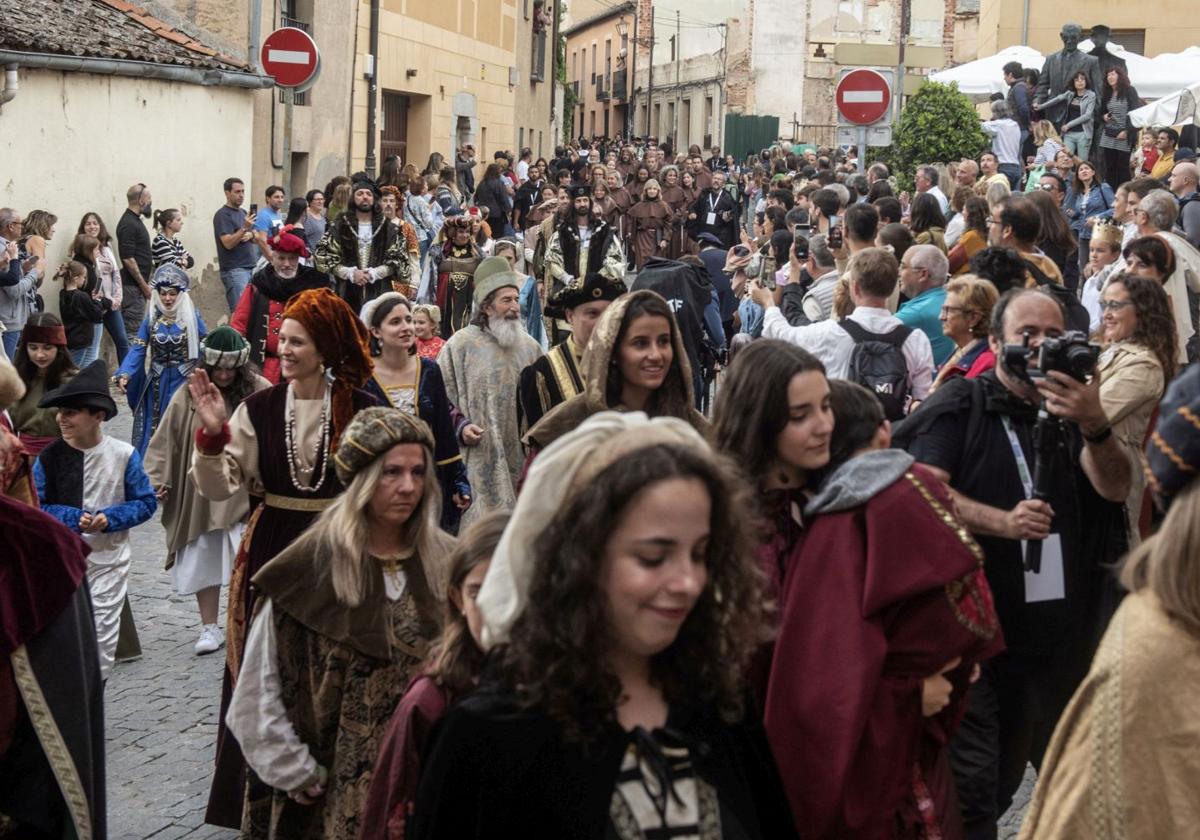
[708,192,719,212]
[999,415,1034,500]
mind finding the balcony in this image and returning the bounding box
[612,68,627,101]
[596,75,610,101]
[531,30,547,82]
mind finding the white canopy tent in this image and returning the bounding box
[928,45,1044,98]
[1129,81,1200,128]
[930,40,1199,102]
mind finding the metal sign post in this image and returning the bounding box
[261,27,320,197]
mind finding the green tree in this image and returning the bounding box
[886,81,989,192]
[556,2,575,139]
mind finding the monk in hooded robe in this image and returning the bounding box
[626,179,674,269]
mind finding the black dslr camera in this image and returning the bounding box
[1002,331,1100,383]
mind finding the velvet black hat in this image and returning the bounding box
[568,183,593,200]
[38,359,117,420]
[546,272,627,318]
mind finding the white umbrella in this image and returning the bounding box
[929,45,1045,99]
[1129,81,1200,128]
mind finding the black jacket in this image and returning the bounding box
[473,177,511,230]
[409,683,799,840]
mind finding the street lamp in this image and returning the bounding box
[616,17,628,39]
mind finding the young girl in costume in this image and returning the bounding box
[115,263,206,454]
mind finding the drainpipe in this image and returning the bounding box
[364,0,381,177]
[0,64,18,111]
[1021,0,1030,46]
[0,51,274,90]
[249,0,263,72]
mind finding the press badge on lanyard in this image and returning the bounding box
[706,193,718,227]
[1000,416,1066,603]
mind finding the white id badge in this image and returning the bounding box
[1022,534,1066,603]
[706,212,717,225]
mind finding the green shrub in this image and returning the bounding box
[885,81,989,192]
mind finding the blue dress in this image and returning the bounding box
[117,312,207,454]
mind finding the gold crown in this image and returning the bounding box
[1092,218,1123,247]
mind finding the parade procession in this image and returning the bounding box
[2,0,1200,838]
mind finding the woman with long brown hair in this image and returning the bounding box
[948,197,991,275]
[1028,187,1080,292]
[1093,271,1177,546]
[1098,64,1142,188]
[412,412,798,839]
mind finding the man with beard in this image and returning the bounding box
[616,145,637,180]
[433,214,485,337]
[686,170,739,249]
[230,227,331,384]
[315,172,408,313]
[438,256,542,524]
[544,184,625,342]
[517,271,625,431]
[513,163,545,231]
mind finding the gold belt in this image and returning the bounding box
[263,492,335,512]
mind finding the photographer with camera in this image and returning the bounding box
[789,233,839,324]
[893,287,1131,839]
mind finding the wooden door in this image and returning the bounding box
[381,91,409,165]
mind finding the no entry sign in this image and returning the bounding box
[261,27,319,89]
[836,69,892,126]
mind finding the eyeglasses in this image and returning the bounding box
[940,305,971,315]
[1037,183,1057,191]
[1098,299,1133,312]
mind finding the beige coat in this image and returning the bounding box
[143,374,271,567]
[1097,342,1163,546]
[1018,590,1200,840]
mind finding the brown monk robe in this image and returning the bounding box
[627,165,651,202]
[659,166,689,258]
[592,188,619,230]
[627,180,674,269]
[678,173,702,256]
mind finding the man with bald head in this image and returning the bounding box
[956,159,980,190]
[1168,161,1200,249]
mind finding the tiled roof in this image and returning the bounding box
[0,0,250,72]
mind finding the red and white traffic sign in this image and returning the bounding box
[260,27,319,89]
[836,69,892,126]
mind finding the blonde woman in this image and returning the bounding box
[931,275,998,391]
[226,407,454,839]
[1030,120,1064,166]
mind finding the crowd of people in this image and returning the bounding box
[2,99,1200,840]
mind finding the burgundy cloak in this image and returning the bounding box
[358,675,449,840]
[764,461,1003,839]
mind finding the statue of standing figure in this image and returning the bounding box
[1034,24,1103,129]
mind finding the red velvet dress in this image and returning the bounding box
[764,463,1003,839]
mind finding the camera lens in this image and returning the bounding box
[1065,344,1098,380]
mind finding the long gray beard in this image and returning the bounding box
[488,315,527,349]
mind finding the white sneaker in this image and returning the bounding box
[195,624,225,655]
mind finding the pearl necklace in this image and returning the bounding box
[284,381,331,493]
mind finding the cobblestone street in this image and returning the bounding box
[98,399,1031,839]
[103,405,236,840]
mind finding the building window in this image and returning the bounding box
[591,44,597,83]
[571,50,577,83]
[519,127,524,151]
[603,107,610,137]
[605,39,612,89]
[1109,29,1146,54]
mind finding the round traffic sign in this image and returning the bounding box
[836,69,892,126]
[260,27,319,89]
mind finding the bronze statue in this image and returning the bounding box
[1089,25,1128,80]
[1034,24,1103,128]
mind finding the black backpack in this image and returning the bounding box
[839,319,913,421]
[1021,258,1090,333]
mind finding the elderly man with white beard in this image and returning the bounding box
[438,256,543,523]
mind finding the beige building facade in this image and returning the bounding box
[564,3,632,141]
[976,0,1200,58]
[0,0,265,321]
[349,0,554,179]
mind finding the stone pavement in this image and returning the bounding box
[104,404,236,840]
[97,390,1033,838]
